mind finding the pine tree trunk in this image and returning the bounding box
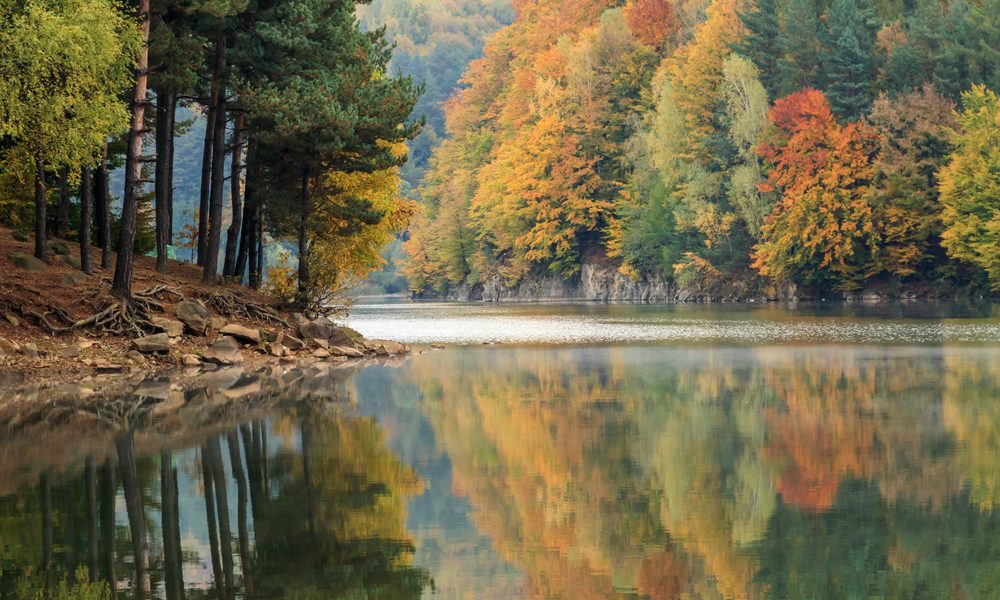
[56,166,69,239]
[85,457,99,583]
[198,85,219,267]
[223,111,243,279]
[34,154,47,261]
[80,167,93,274]
[155,88,173,273]
[95,145,112,269]
[254,213,264,289]
[203,32,227,285]
[234,139,254,283]
[167,95,176,245]
[116,431,151,596]
[111,0,151,300]
[296,167,310,306]
[201,443,225,599]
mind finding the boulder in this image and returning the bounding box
[56,346,80,358]
[11,230,29,242]
[330,345,365,358]
[151,317,185,338]
[61,254,81,269]
[0,337,20,355]
[8,252,47,272]
[175,300,212,335]
[126,350,146,364]
[211,316,228,331]
[20,343,39,359]
[202,336,243,365]
[220,324,261,344]
[48,239,70,255]
[62,271,90,286]
[378,340,408,356]
[275,332,305,350]
[328,327,358,348]
[312,348,331,359]
[5,314,20,327]
[299,316,338,341]
[291,313,311,336]
[265,342,285,357]
[310,338,330,350]
[133,333,171,354]
[181,354,202,366]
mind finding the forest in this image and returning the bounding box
[403,0,1000,299]
[0,0,422,319]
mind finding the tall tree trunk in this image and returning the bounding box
[116,431,150,598]
[99,460,117,596]
[64,481,77,581]
[223,111,243,279]
[167,95,176,245]
[111,0,151,300]
[41,470,53,573]
[80,167,93,274]
[234,141,254,284]
[208,437,235,593]
[203,33,228,285]
[95,145,112,269]
[57,166,70,239]
[296,168,310,307]
[86,457,99,583]
[198,58,222,267]
[155,88,174,273]
[34,154,47,261]
[201,444,226,600]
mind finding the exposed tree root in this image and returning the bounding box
[196,289,288,327]
[26,295,159,338]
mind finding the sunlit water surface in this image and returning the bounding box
[2,303,1000,599]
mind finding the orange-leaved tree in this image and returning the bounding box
[753,88,879,290]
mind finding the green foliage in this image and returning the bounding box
[939,85,1000,289]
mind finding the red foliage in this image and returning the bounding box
[624,0,677,50]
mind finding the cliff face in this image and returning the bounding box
[427,259,986,304]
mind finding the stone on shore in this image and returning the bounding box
[175,300,212,335]
[275,332,304,350]
[151,317,185,338]
[8,252,47,272]
[330,345,364,358]
[220,324,261,344]
[20,343,38,359]
[133,333,171,354]
[202,336,243,365]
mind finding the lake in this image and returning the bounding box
[2,302,1000,599]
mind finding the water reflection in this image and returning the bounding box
[2,344,1000,598]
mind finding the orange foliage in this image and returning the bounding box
[624,0,678,50]
[753,88,879,288]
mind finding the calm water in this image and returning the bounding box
[2,303,1000,599]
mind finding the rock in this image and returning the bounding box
[276,332,305,350]
[430,344,446,350]
[330,345,364,358]
[0,337,20,355]
[126,350,146,364]
[175,300,212,335]
[48,239,70,255]
[211,316,228,331]
[78,339,97,349]
[312,348,331,359]
[328,327,359,348]
[62,271,90,286]
[133,333,171,354]
[56,346,80,358]
[379,340,408,356]
[220,324,261,344]
[5,314,20,327]
[291,313,311,336]
[60,254,81,269]
[266,342,285,357]
[181,354,202,366]
[310,338,330,350]
[11,230,29,242]
[151,317,185,338]
[299,316,338,341]
[20,343,38,359]
[8,251,47,272]
[202,336,243,365]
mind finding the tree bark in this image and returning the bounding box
[234,139,254,283]
[99,460,117,596]
[34,154,47,261]
[155,88,174,273]
[209,437,235,593]
[254,211,263,290]
[223,111,243,279]
[57,166,69,239]
[63,477,77,581]
[86,456,99,583]
[167,95,176,245]
[203,33,228,285]
[111,0,151,300]
[80,167,93,274]
[201,444,226,600]
[160,451,184,600]
[95,145,112,269]
[296,167,310,306]
[227,431,253,595]
[198,63,221,267]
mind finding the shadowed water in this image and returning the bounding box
[2,305,1000,599]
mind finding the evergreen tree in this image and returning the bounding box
[822,0,877,120]
[776,0,822,97]
[733,0,781,97]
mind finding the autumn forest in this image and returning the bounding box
[403,0,1000,300]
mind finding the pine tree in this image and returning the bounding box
[733,0,781,97]
[821,0,877,120]
[776,0,822,97]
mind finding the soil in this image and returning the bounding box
[0,227,411,377]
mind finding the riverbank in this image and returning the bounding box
[0,227,412,376]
